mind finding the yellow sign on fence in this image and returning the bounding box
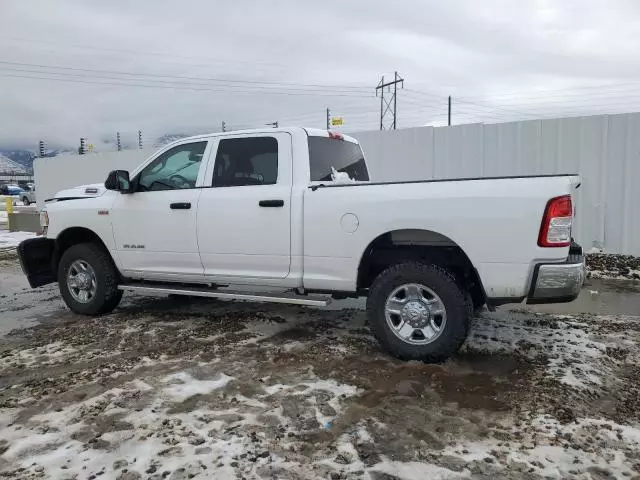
[331,117,344,126]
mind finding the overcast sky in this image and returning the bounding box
[2,0,640,150]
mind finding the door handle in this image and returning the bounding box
[259,200,284,207]
[170,202,191,209]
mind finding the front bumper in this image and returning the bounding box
[527,243,585,304]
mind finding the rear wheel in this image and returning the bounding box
[367,262,470,362]
[58,243,122,315]
[22,197,30,206]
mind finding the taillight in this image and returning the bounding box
[538,195,572,247]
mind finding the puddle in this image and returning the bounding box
[352,352,531,412]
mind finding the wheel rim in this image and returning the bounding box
[66,260,97,304]
[384,283,447,345]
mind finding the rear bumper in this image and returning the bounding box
[526,243,585,304]
[17,237,56,288]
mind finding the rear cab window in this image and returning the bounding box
[308,133,369,182]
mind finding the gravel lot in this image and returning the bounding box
[587,254,640,280]
[1,251,640,480]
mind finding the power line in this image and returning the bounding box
[458,93,640,110]
[401,94,510,122]
[238,107,376,128]
[405,88,541,117]
[405,86,640,122]
[454,82,640,100]
[402,91,514,121]
[0,60,371,92]
[400,95,444,110]
[0,65,372,96]
[0,35,292,70]
[0,71,375,98]
[406,88,545,119]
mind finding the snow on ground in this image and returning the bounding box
[441,414,640,479]
[0,342,82,369]
[462,311,639,391]
[0,230,35,250]
[160,371,233,401]
[0,366,364,479]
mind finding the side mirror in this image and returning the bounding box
[105,170,131,193]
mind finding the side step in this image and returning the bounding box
[118,283,332,307]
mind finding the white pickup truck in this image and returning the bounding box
[18,127,585,361]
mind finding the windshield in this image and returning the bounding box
[308,136,369,182]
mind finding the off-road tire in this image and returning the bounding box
[58,242,122,315]
[366,261,470,362]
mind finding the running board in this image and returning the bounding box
[118,283,332,307]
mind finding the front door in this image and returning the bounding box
[110,140,210,281]
[197,132,292,281]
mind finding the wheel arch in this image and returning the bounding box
[356,228,486,307]
[53,227,115,277]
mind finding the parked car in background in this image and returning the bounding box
[20,185,36,205]
[0,184,26,205]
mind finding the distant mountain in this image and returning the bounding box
[154,134,189,147]
[0,154,27,174]
[0,149,35,172]
[0,149,67,172]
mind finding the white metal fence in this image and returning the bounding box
[34,112,640,255]
[35,149,155,210]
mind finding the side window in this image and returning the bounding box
[136,141,207,192]
[212,137,278,187]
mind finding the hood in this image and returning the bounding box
[47,183,107,202]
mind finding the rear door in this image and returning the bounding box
[197,132,293,280]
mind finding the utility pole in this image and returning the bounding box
[326,108,330,130]
[221,121,227,132]
[375,71,404,130]
[138,130,143,149]
[38,140,45,157]
[448,96,452,126]
[116,132,122,151]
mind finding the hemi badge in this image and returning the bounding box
[98,210,109,215]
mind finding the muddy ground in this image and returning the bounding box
[1,251,640,480]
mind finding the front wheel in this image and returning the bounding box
[58,243,123,315]
[22,197,30,206]
[366,262,470,362]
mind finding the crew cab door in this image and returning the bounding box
[197,132,292,280]
[110,139,211,280]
